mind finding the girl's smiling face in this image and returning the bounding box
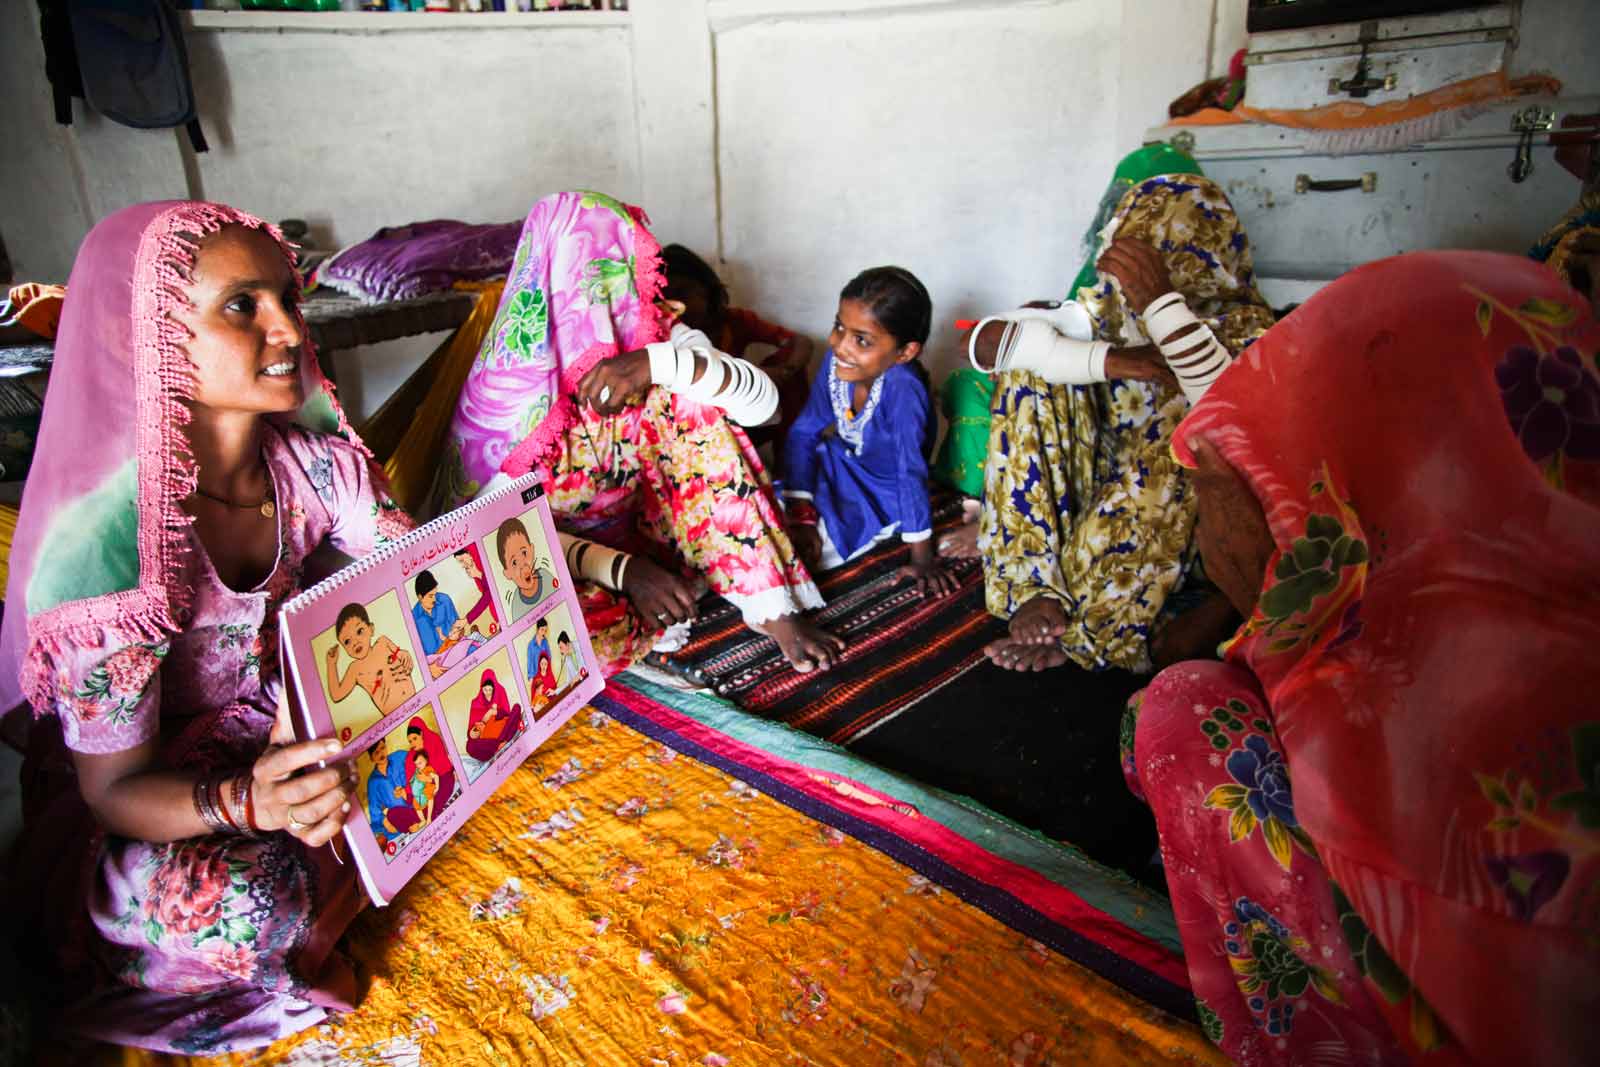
[179,225,306,416]
[829,298,919,384]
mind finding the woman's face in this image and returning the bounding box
[481,683,493,701]
[829,298,916,384]
[408,731,423,751]
[179,226,305,417]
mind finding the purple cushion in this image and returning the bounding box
[318,219,522,303]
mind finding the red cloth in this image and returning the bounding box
[466,668,511,735]
[531,652,559,699]
[1159,251,1600,1064]
[405,716,454,780]
[457,543,495,627]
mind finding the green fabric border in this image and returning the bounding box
[615,670,1180,953]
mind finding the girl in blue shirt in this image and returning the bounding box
[783,267,957,597]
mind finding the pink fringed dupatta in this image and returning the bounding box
[0,201,368,721]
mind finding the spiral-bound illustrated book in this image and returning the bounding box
[278,474,603,905]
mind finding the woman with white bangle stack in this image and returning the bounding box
[435,190,843,674]
[970,173,1277,674]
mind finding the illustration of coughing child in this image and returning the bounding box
[326,603,418,716]
[495,517,557,624]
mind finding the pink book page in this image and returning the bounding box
[279,477,604,905]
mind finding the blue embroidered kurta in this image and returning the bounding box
[782,355,935,562]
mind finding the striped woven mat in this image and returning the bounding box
[645,493,1005,744]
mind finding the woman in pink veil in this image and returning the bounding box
[0,202,413,1053]
[464,667,521,762]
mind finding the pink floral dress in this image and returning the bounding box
[16,423,412,1055]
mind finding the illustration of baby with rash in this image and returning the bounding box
[326,603,418,715]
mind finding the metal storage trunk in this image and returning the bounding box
[1146,92,1596,307]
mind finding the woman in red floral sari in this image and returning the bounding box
[1123,251,1600,1065]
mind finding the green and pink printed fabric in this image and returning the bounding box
[433,190,668,512]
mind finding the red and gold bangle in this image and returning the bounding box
[785,498,819,527]
[212,776,238,831]
[243,775,261,833]
[193,773,254,835]
[193,776,230,834]
[223,774,249,834]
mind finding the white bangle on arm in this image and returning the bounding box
[558,532,630,592]
[966,313,1110,384]
[1141,291,1232,406]
[646,330,780,427]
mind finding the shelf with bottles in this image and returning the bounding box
[183,2,629,31]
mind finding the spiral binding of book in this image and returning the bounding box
[277,472,603,905]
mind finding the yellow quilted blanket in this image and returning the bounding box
[97,691,1219,1067]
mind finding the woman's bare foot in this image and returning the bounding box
[1009,595,1068,646]
[983,637,1069,672]
[984,596,1071,671]
[1149,591,1240,670]
[754,614,846,673]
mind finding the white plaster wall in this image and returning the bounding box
[0,2,169,282]
[711,0,1216,380]
[183,25,641,250]
[1513,0,1600,95]
[0,19,640,276]
[9,0,1587,404]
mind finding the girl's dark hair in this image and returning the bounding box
[662,243,728,318]
[840,266,932,347]
[840,266,935,413]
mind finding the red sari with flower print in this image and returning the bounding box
[1125,251,1600,1066]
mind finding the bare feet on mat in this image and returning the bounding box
[983,636,1069,672]
[1008,595,1068,645]
[755,614,846,674]
[984,595,1071,671]
[1148,590,1240,671]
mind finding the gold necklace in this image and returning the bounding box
[192,482,276,519]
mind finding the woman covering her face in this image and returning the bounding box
[433,190,844,675]
[1123,250,1600,1065]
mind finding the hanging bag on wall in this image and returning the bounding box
[44,0,209,152]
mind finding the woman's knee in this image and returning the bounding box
[1132,659,1260,782]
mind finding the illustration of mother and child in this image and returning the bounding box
[364,717,459,849]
